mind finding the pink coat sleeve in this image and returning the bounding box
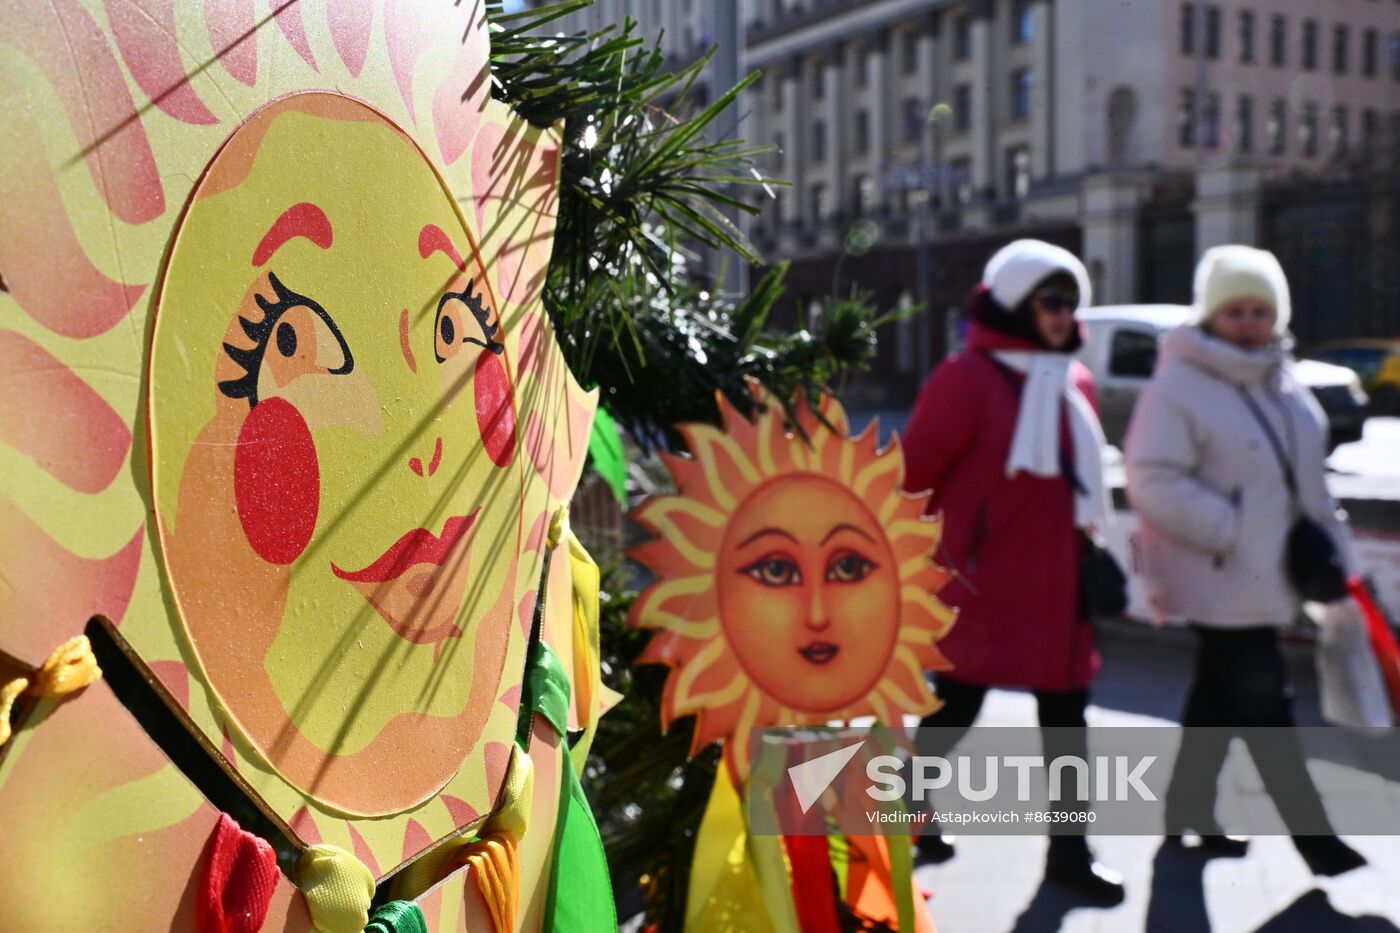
[901,358,980,497]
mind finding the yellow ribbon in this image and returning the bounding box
[564,526,604,774]
[297,844,376,933]
[386,743,534,903]
[451,833,521,933]
[0,635,102,747]
[544,504,620,774]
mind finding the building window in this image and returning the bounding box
[954,14,972,60]
[1270,15,1286,66]
[1239,11,1255,64]
[1268,98,1286,154]
[1180,3,1195,55]
[902,30,919,74]
[812,59,825,100]
[1005,146,1031,200]
[810,182,828,221]
[1202,91,1221,148]
[954,84,972,131]
[1333,25,1349,75]
[1178,87,1196,148]
[902,97,922,142]
[1300,101,1318,156]
[950,158,972,205]
[1363,108,1379,144]
[1330,105,1348,156]
[1390,34,1400,81]
[773,131,785,169]
[1011,68,1033,121]
[1237,95,1254,153]
[1013,0,1034,44]
[857,174,877,216]
[772,76,784,113]
[1204,6,1220,59]
[854,47,868,88]
[1302,19,1317,71]
[1363,29,1378,78]
[813,118,827,161]
[855,109,870,154]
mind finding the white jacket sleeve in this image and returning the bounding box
[1125,380,1241,555]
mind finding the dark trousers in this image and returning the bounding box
[917,676,1092,846]
[1165,625,1334,835]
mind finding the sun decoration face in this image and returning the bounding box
[628,384,955,776]
[150,93,523,817]
[0,0,597,886]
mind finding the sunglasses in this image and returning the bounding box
[1032,288,1080,313]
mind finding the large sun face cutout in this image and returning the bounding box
[628,384,956,777]
[149,93,522,817]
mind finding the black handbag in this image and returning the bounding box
[1080,531,1128,620]
[1236,386,1348,603]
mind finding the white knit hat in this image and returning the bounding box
[1193,245,1292,335]
[983,239,1092,311]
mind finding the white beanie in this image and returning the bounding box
[1193,245,1292,335]
[983,239,1092,311]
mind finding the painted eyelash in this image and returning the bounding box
[217,271,353,406]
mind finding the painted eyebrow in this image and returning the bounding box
[418,223,467,272]
[820,523,877,546]
[736,528,799,549]
[251,202,333,267]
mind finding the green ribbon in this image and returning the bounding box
[586,405,627,505]
[520,641,571,742]
[364,900,427,933]
[521,641,616,931]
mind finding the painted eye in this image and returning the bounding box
[826,550,875,583]
[433,279,502,364]
[741,554,802,587]
[218,272,353,406]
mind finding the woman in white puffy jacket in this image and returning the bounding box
[1124,245,1365,876]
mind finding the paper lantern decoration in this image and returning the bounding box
[0,2,610,929]
[628,382,955,931]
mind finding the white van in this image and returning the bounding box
[1078,305,1368,450]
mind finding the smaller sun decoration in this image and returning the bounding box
[628,381,956,777]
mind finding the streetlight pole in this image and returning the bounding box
[914,150,932,383]
[881,103,946,384]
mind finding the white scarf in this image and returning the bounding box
[992,351,1109,529]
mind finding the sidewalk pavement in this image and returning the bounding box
[914,621,1400,933]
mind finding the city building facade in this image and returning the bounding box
[535,0,1400,406]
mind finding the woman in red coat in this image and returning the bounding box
[903,239,1122,904]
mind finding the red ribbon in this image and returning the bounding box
[199,813,280,933]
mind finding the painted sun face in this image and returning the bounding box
[629,384,956,778]
[149,94,522,817]
[716,475,899,712]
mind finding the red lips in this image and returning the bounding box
[331,510,478,584]
[798,641,840,665]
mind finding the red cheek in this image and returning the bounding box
[474,351,516,468]
[234,397,320,565]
